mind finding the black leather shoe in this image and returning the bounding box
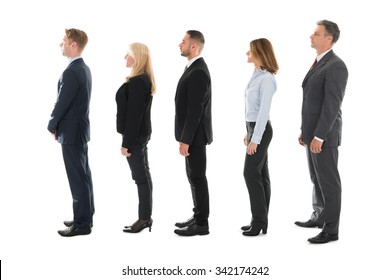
[174,223,209,236]
[123,219,153,233]
[175,216,195,228]
[242,226,267,236]
[308,232,338,244]
[295,220,323,228]
[58,225,91,237]
[64,220,74,227]
[64,220,93,228]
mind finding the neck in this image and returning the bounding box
[316,46,331,56]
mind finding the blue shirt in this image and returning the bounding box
[245,69,277,144]
[69,56,82,64]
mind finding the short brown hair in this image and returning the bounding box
[65,28,88,52]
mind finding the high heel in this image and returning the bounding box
[123,219,153,233]
[242,226,267,236]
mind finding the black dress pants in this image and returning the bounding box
[126,143,153,220]
[61,143,94,229]
[243,121,273,229]
[185,145,209,226]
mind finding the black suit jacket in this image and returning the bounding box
[48,58,92,145]
[175,58,213,146]
[301,50,348,147]
[116,74,153,148]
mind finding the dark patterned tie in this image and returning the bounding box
[311,59,317,69]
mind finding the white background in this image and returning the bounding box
[1,0,389,279]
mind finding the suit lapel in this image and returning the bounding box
[302,50,334,87]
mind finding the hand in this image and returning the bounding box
[179,142,190,156]
[246,142,257,155]
[243,135,248,146]
[121,147,131,157]
[310,138,323,153]
[51,131,58,140]
[298,133,305,146]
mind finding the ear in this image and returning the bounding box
[327,35,334,44]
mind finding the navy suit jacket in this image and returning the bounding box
[175,58,213,146]
[301,50,348,147]
[48,58,92,145]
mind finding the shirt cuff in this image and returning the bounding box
[314,136,324,142]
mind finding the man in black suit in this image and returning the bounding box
[295,20,348,243]
[174,30,213,236]
[48,28,94,237]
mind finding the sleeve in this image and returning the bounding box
[180,69,210,144]
[47,69,78,133]
[314,61,348,140]
[122,78,149,148]
[251,75,275,144]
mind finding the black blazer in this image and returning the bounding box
[175,58,213,146]
[301,50,348,147]
[48,58,92,145]
[116,74,153,148]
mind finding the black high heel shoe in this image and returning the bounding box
[242,226,267,236]
[123,219,153,233]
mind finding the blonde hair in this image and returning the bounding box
[126,42,156,95]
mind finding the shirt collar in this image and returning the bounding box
[186,55,202,69]
[69,56,82,64]
[316,49,332,62]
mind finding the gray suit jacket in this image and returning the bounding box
[301,50,348,147]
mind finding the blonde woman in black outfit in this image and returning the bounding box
[115,42,156,233]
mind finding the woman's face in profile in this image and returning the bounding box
[125,51,135,68]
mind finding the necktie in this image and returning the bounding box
[311,59,317,69]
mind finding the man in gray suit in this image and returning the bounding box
[295,20,348,244]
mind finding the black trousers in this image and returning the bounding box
[61,143,94,229]
[126,143,153,220]
[306,146,341,234]
[185,145,209,226]
[243,121,273,229]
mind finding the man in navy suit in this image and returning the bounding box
[295,20,348,243]
[48,28,94,237]
[174,30,213,236]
